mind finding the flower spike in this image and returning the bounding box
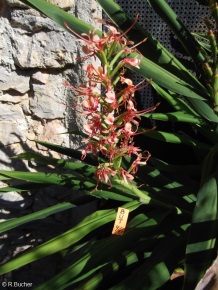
[65,16,156,190]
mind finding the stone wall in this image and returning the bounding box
[0,1,101,283]
[0,0,101,171]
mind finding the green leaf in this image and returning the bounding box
[97,0,218,122]
[143,111,204,124]
[0,201,140,275]
[96,0,208,96]
[0,203,75,234]
[196,125,218,145]
[200,142,218,185]
[146,0,209,79]
[36,209,171,290]
[113,178,192,216]
[135,163,197,209]
[133,56,218,122]
[0,170,75,185]
[149,157,202,177]
[141,129,211,151]
[34,140,98,166]
[0,170,138,201]
[129,55,207,100]
[184,170,218,289]
[14,151,96,175]
[150,82,201,115]
[0,182,53,192]
[76,244,150,290]
[110,221,189,290]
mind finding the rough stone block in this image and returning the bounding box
[0,120,27,145]
[0,18,15,70]
[13,30,77,68]
[47,0,75,10]
[30,73,67,119]
[10,8,61,32]
[0,67,30,94]
[6,0,29,8]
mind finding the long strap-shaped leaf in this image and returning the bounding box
[0,200,140,275]
[96,0,207,93]
[143,111,204,124]
[96,0,218,122]
[34,140,98,166]
[141,129,211,151]
[201,142,218,185]
[146,0,210,80]
[0,170,137,201]
[150,81,202,115]
[0,202,75,234]
[110,225,189,290]
[184,170,218,289]
[35,210,170,289]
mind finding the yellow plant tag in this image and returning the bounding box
[112,207,129,235]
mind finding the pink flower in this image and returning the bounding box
[82,96,99,113]
[97,65,108,82]
[124,122,133,133]
[104,111,114,125]
[105,88,116,103]
[81,141,98,160]
[83,123,94,134]
[65,81,96,99]
[106,15,139,47]
[126,143,141,155]
[104,131,119,145]
[120,77,133,86]
[95,165,117,187]
[83,63,96,78]
[83,64,108,83]
[119,168,134,184]
[127,100,137,111]
[130,151,151,174]
[121,57,141,68]
[83,114,102,136]
[120,103,160,128]
[64,22,107,58]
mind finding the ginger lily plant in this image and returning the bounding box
[64,21,156,188]
[0,0,218,289]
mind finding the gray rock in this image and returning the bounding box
[0,67,30,94]
[10,8,62,32]
[0,17,15,70]
[6,0,30,8]
[76,0,101,26]
[195,256,218,290]
[0,91,22,103]
[32,71,50,84]
[12,29,77,68]
[0,103,25,121]
[0,120,27,145]
[0,104,27,146]
[7,0,75,10]
[30,73,67,119]
[0,192,30,209]
[47,0,75,10]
